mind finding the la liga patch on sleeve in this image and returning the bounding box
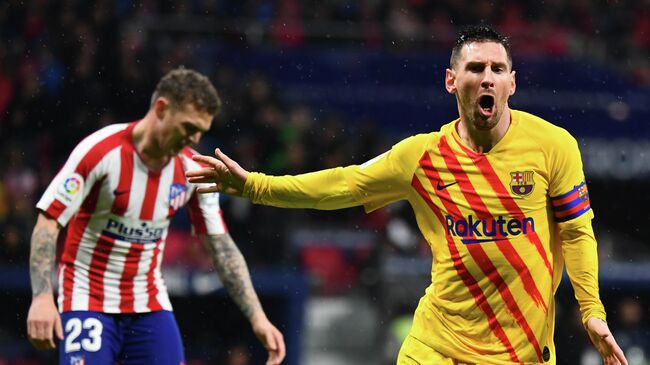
[54,172,84,205]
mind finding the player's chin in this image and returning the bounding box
[170,142,187,154]
[472,116,497,130]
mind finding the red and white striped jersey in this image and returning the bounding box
[36,122,227,313]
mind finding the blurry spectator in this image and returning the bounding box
[612,298,650,365]
[0,220,30,265]
[2,145,38,210]
[271,0,304,47]
[224,343,252,365]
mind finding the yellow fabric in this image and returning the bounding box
[559,222,606,327]
[244,109,606,364]
[398,334,477,365]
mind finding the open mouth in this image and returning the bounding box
[478,95,495,116]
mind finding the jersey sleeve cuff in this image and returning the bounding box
[242,172,264,203]
[583,311,607,329]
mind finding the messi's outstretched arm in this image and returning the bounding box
[187,149,360,210]
[202,233,286,365]
[188,148,406,211]
[27,213,64,350]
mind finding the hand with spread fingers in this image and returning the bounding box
[187,148,249,196]
[586,317,628,365]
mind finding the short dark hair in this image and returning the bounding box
[151,67,222,116]
[450,25,512,70]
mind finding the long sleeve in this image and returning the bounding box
[559,220,607,326]
[546,126,606,326]
[242,134,429,212]
[243,167,361,210]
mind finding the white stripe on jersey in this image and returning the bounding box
[129,155,150,216]
[57,265,65,310]
[153,241,172,310]
[154,159,176,220]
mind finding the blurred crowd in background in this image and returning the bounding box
[1,1,649,364]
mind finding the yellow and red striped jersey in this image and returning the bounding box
[244,109,605,364]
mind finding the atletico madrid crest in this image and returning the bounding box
[169,183,188,211]
[510,171,535,196]
[70,355,85,365]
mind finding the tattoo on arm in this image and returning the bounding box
[204,234,262,319]
[30,222,59,296]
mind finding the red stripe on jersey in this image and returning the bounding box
[118,243,144,312]
[111,146,134,215]
[74,129,125,179]
[453,134,553,278]
[438,137,548,313]
[44,199,66,221]
[87,234,115,312]
[411,173,520,363]
[146,242,163,311]
[140,170,161,220]
[187,192,208,234]
[61,177,105,311]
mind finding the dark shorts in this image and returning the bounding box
[59,310,184,365]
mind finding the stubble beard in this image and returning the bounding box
[467,105,500,131]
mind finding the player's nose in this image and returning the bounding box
[481,69,495,89]
[189,132,202,144]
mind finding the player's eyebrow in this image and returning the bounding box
[185,121,209,133]
[465,61,508,69]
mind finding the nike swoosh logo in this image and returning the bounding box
[113,189,130,196]
[436,181,458,190]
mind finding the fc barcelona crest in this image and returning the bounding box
[510,171,535,196]
[577,183,589,202]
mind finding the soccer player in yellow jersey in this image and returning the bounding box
[186,26,628,365]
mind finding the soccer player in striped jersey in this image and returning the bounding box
[26,68,285,365]
[187,26,628,364]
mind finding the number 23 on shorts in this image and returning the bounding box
[65,316,103,352]
[59,311,117,364]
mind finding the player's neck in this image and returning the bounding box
[458,109,511,154]
[132,114,171,170]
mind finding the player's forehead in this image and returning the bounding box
[174,102,214,130]
[458,41,509,65]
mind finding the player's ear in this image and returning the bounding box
[509,70,516,96]
[153,97,170,119]
[445,68,457,94]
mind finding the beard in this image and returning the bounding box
[460,102,501,131]
[456,90,507,131]
[471,108,500,130]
